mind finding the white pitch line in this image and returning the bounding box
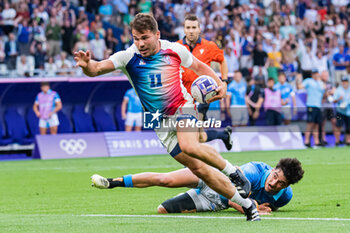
[80,214,350,222]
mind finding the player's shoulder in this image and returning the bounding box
[160,39,187,51]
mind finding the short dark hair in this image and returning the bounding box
[130,13,158,34]
[40,82,50,87]
[276,158,304,185]
[184,14,199,23]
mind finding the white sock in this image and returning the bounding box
[230,191,252,209]
[221,160,237,176]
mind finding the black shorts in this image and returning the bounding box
[266,109,282,125]
[322,108,335,121]
[198,103,210,121]
[336,112,350,133]
[307,107,322,124]
[160,192,196,213]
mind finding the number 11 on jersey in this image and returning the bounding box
[150,74,162,88]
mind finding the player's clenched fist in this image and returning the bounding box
[74,50,91,68]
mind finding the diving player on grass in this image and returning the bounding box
[91,158,304,215]
[75,13,260,221]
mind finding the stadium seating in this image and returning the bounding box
[4,108,34,145]
[26,108,39,137]
[0,118,13,145]
[57,111,73,133]
[92,105,117,132]
[114,104,125,131]
[72,105,95,133]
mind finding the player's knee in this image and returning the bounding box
[157,205,168,214]
[156,174,173,187]
[188,164,207,179]
[179,142,200,157]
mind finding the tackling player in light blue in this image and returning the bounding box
[91,158,303,215]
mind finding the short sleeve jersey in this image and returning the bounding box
[302,78,325,108]
[241,162,293,209]
[109,40,193,116]
[177,37,224,94]
[124,88,143,113]
[227,80,247,106]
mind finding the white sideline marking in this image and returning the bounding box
[80,214,350,222]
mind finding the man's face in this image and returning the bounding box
[265,168,288,194]
[132,29,160,57]
[342,80,349,89]
[41,85,50,93]
[278,74,286,84]
[267,79,274,88]
[234,72,242,82]
[184,20,200,44]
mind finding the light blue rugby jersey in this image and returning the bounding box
[216,162,293,209]
[302,78,325,108]
[124,88,143,113]
[274,82,294,106]
[227,80,247,106]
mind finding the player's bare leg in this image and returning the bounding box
[134,126,142,131]
[49,126,58,135]
[39,127,47,135]
[91,168,199,189]
[125,125,132,131]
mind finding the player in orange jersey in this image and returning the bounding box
[177,14,232,150]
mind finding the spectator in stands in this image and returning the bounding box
[72,34,90,54]
[1,2,16,35]
[252,43,268,83]
[138,0,152,14]
[333,43,349,86]
[17,19,32,56]
[55,51,73,76]
[299,39,316,80]
[121,88,143,132]
[263,78,282,126]
[30,41,46,70]
[89,32,106,61]
[246,76,264,126]
[320,71,336,146]
[224,44,239,73]
[16,55,33,77]
[227,71,248,127]
[274,72,297,125]
[33,82,62,135]
[4,32,19,73]
[45,56,58,77]
[105,28,119,53]
[98,0,113,21]
[46,17,61,58]
[120,25,133,50]
[267,40,282,83]
[331,76,350,146]
[297,70,325,147]
[62,17,76,56]
[0,35,6,63]
[15,2,30,22]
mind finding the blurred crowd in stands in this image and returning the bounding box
[0,0,350,146]
[0,0,348,80]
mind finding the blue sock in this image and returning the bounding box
[123,175,133,188]
[205,130,228,142]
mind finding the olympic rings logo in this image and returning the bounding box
[59,139,87,155]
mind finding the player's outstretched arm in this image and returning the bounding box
[74,50,115,77]
[188,56,226,103]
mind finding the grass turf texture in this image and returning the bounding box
[0,147,350,232]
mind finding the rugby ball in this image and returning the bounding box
[191,75,218,104]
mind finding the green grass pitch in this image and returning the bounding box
[1,147,350,232]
